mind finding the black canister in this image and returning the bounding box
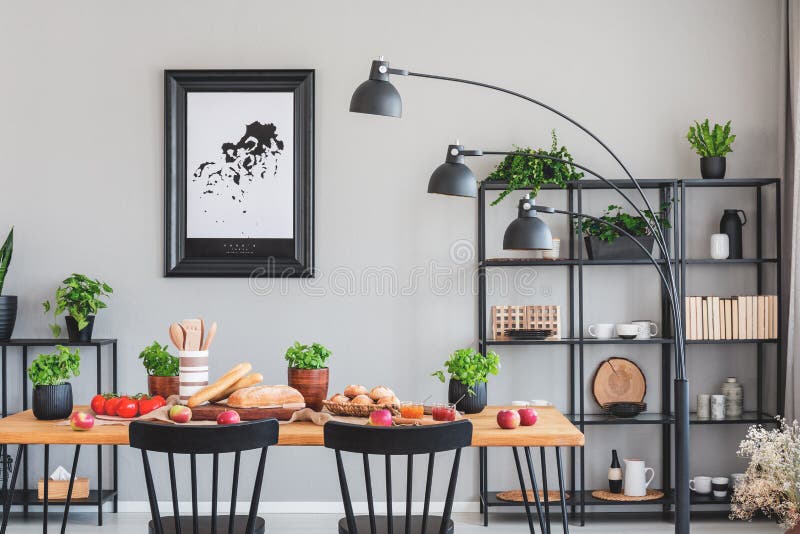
[720,209,746,259]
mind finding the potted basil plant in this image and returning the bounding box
[139,341,179,398]
[43,273,113,341]
[285,341,331,411]
[686,119,735,179]
[28,345,80,420]
[432,348,500,414]
[0,227,15,340]
[577,203,671,260]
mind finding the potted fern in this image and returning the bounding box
[28,345,80,420]
[0,227,14,340]
[139,341,179,398]
[285,341,331,411]
[577,204,671,260]
[686,119,736,179]
[432,348,500,414]
[43,273,113,341]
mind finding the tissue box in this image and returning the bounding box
[37,478,89,500]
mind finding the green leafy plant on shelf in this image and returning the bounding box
[138,341,179,377]
[42,273,113,337]
[485,130,584,205]
[575,203,672,243]
[284,341,332,369]
[432,348,500,395]
[27,345,81,386]
[686,119,735,157]
[0,227,12,295]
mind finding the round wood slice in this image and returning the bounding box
[592,357,646,406]
[496,489,570,502]
[591,489,663,502]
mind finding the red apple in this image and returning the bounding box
[368,409,393,427]
[496,409,521,429]
[216,410,241,425]
[518,408,538,426]
[70,411,95,431]
[169,405,192,423]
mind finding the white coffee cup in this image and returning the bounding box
[588,323,614,339]
[615,323,642,339]
[632,320,658,340]
[712,477,729,498]
[689,476,712,494]
[711,234,730,260]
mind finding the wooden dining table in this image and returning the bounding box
[0,405,583,534]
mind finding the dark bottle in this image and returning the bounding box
[720,209,747,259]
[608,449,622,494]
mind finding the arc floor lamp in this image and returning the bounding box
[350,58,690,534]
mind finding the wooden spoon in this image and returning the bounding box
[199,318,205,351]
[201,322,217,351]
[168,323,185,351]
[181,319,202,351]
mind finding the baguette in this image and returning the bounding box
[210,372,264,403]
[226,385,304,408]
[187,363,252,408]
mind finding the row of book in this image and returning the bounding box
[684,295,778,340]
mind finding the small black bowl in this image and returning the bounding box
[603,401,647,418]
[618,334,638,340]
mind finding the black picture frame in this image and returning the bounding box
[165,69,314,277]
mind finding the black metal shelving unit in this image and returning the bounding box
[0,338,118,525]
[477,178,781,525]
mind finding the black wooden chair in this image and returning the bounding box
[324,420,473,534]
[129,419,279,534]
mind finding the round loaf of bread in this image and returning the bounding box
[376,395,400,406]
[226,385,305,408]
[344,384,369,398]
[369,385,394,401]
[329,393,350,404]
[350,394,374,405]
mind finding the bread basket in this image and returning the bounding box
[323,400,401,417]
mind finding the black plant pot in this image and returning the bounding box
[449,379,487,414]
[65,315,94,342]
[32,383,73,420]
[584,236,656,260]
[700,156,726,179]
[0,295,17,340]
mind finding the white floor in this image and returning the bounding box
[3,512,778,533]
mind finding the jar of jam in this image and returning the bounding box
[432,403,457,422]
[400,402,424,419]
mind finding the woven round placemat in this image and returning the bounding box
[496,490,570,503]
[591,489,664,502]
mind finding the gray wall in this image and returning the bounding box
[0,0,783,509]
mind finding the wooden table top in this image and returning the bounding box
[0,406,583,448]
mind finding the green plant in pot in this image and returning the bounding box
[28,345,80,420]
[139,341,179,398]
[43,274,113,341]
[285,341,331,411]
[576,203,671,260]
[0,227,15,340]
[432,348,500,414]
[687,119,735,179]
[485,130,584,205]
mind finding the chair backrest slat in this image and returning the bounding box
[362,453,377,534]
[167,453,181,534]
[324,420,472,534]
[129,419,278,534]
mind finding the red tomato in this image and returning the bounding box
[138,397,161,415]
[104,397,122,417]
[90,394,107,415]
[150,395,166,408]
[116,397,138,418]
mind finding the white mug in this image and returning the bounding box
[588,323,614,339]
[632,320,658,340]
[623,459,655,497]
[615,323,642,339]
[710,234,730,260]
[712,477,729,498]
[689,476,712,494]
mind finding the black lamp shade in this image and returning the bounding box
[428,161,478,197]
[349,79,402,118]
[503,214,553,250]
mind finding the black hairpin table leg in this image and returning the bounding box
[61,445,81,534]
[555,447,570,534]
[512,447,536,534]
[0,445,23,534]
[540,448,551,534]
[524,447,546,534]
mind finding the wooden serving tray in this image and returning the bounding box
[191,403,302,421]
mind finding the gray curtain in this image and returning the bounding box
[783,0,800,420]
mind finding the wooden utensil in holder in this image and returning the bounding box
[178,350,209,404]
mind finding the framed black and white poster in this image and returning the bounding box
[165,70,314,277]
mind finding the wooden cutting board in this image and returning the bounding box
[191,403,301,421]
[592,357,646,406]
